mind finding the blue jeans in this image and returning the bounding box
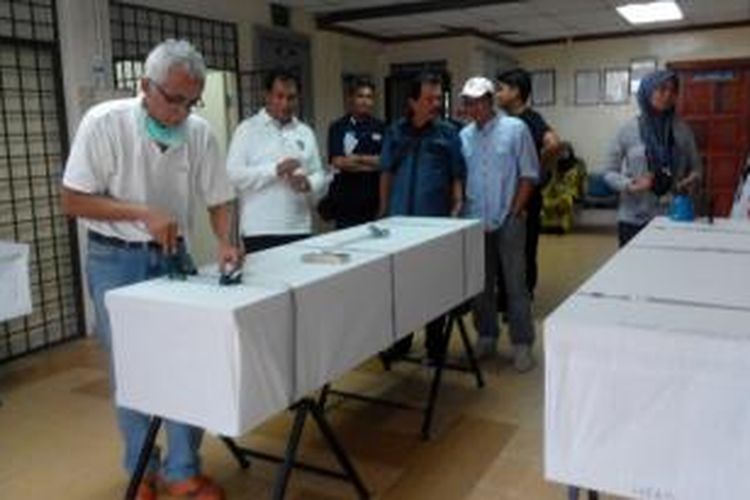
[86,236,203,482]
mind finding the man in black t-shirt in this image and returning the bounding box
[496,68,562,303]
[322,77,385,228]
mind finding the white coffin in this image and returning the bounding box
[545,217,750,499]
[106,276,294,437]
[298,217,474,339]
[387,216,484,299]
[245,245,393,400]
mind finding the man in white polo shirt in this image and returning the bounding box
[61,40,239,499]
[227,69,327,253]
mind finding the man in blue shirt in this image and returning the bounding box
[379,71,465,360]
[459,76,539,372]
[322,77,385,228]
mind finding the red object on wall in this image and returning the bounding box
[669,59,750,216]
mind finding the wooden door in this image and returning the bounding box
[669,59,750,216]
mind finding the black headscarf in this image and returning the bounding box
[637,70,679,172]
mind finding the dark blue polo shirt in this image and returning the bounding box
[326,114,385,226]
[380,117,465,216]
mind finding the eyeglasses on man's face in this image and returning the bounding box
[149,78,204,111]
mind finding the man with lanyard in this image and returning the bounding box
[227,69,327,253]
[379,71,465,361]
[496,68,561,302]
[61,40,239,499]
[460,76,539,372]
[322,77,385,228]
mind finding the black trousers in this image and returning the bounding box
[334,214,375,230]
[243,234,311,253]
[387,315,446,360]
[524,188,543,294]
[617,222,647,248]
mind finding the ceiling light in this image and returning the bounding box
[616,1,684,25]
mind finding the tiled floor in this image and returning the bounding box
[0,230,618,499]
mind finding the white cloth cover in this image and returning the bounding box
[299,217,484,337]
[245,245,393,400]
[105,216,484,437]
[106,276,294,437]
[545,217,750,499]
[0,241,32,322]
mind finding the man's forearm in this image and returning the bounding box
[332,155,379,172]
[539,130,562,171]
[357,155,380,169]
[511,179,535,215]
[208,202,234,244]
[61,186,148,222]
[450,179,464,216]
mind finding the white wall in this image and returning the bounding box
[379,36,476,113]
[57,0,112,135]
[515,26,750,171]
[473,39,518,79]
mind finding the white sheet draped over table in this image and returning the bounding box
[545,217,750,500]
[0,241,32,323]
[106,217,484,438]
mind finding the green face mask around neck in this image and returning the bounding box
[139,105,187,149]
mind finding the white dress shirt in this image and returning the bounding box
[227,108,327,236]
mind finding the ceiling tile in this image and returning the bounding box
[284,0,750,43]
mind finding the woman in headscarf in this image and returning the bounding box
[603,70,702,246]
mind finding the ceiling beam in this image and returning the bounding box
[320,15,750,50]
[512,18,750,47]
[317,24,389,43]
[316,0,522,26]
[317,22,514,48]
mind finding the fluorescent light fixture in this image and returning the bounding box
[617,1,684,25]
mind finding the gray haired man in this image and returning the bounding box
[61,40,238,499]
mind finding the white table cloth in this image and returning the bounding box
[633,217,750,253]
[0,241,32,322]
[244,245,393,400]
[387,216,485,302]
[298,217,484,338]
[106,217,483,437]
[106,276,294,437]
[545,217,750,499]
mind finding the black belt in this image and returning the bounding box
[88,231,182,250]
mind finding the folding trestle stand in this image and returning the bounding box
[568,487,599,500]
[124,306,482,499]
[125,397,369,500]
[318,306,485,441]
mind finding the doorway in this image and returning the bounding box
[669,58,750,216]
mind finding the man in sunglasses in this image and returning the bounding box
[61,39,239,500]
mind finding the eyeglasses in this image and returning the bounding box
[149,79,204,111]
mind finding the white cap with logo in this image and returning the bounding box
[460,76,495,98]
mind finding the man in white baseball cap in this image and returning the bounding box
[461,76,496,99]
[459,75,540,372]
